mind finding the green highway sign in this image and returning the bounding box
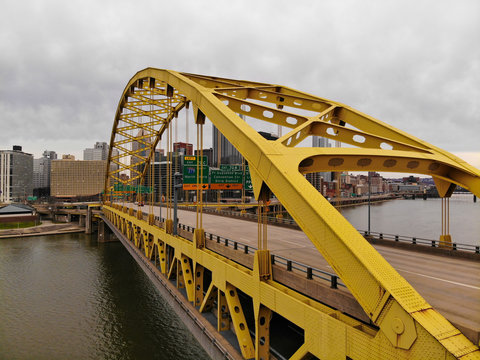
[220,164,243,171]
[244,168,252,191]
[184,155,208,166]
[113,183,152,193]
[211,169,243,184]
[183,165,209,184]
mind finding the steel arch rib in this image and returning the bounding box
[106,68,480,358]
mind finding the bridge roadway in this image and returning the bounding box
[124,203,480,343]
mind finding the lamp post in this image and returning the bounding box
[173,172,183,235]
[368,172,371,235]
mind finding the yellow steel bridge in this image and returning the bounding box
[102,68,480,359]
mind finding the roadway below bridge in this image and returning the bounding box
[123,203,480,344]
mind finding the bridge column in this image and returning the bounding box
[255,305,272,360]
[439,197,453,249]
[85,207,92,234]
[224,283,255,359]
[97,219,118,243]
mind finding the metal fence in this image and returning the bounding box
[178,206,479,254]
[174,220,345,289]
[360,230,480,254]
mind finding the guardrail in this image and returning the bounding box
[175,220,345,289]
[360,230,480,254]
[175,206,479,255]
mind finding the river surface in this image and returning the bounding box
[0,196,478,359]
[341,194,480,246]
[0,234,209,360]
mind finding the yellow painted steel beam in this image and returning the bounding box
[255,304,272,360]
[157,240,167,274]
[180,254,195,303]
[199,282,217,314]
[103,205,478,359]
[176,259,185,290]
[194,264,205,307]
[104,68,480,359]
[217,290,231,332]
[224,283,255,359]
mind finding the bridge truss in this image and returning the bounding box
[104,68,480,359]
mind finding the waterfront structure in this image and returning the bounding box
[0,146,33,203]
[33,150,57,191]
[0,203,38,226]
[50,159,106,198]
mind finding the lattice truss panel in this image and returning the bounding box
[104,68,480,359]
[106,78,187,191]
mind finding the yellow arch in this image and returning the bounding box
[105,68,480,359]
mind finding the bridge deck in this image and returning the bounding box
[127,204,480,342]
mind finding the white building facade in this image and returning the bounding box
[0,146,33,203]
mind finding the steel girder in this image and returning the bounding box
[104,68,480,359]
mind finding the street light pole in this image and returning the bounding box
[173,172,183,235]
[368,172,371,235]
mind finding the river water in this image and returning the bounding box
[0,196,478,359]
[0,234,209,360]
[340,194,480,246]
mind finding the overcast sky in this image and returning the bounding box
[1,0,479,169]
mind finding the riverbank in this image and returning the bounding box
[331,194,398,208]
[0,220,84,239]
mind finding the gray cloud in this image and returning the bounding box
[0,0,478,164]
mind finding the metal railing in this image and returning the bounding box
[174,221,345,289]
[205,229,345,289]
[361,230,480,254]
[175,206,479,255]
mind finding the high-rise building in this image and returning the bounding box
[258,131,279,141]
[212,127,280,167]
[306,136,332,192]
[50,159,107,198]
[84,142,109,160]
[173,142,193,156]
[130,130,152,185]
[33,150,57,190]
[194,148,213,167]
[144,153,182,201]
[62,154,75,160]
[0,146,33,203]
[312,136,330,148]
[212,125,243,167]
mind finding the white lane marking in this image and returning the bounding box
[238,237,254,242]
[239,236,301,247]
[398,269,480,290]
[276,238,302,246]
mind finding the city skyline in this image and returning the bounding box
[1,1,479,174]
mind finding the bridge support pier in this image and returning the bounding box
[97,219,118,243]
[85,207,92,234]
